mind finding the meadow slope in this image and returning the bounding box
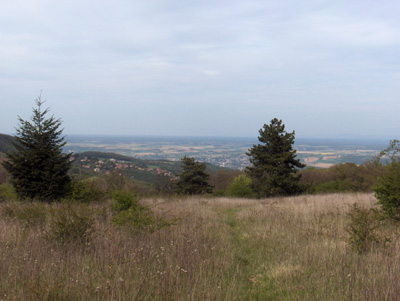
[1,193,400,300]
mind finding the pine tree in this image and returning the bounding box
[246,118,306,198]
[2,95,72,201]
[175,156,213,195]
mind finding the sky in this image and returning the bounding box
[1,0,400,139]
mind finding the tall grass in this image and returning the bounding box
[1,193,400,299]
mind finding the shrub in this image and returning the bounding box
[112,190,137,212]
[374,161,400,220]
[228,175,254,198]
[0,183,18,202]
[69,178,104,203]
[313,180,354,194]
[111,190,173,232]
[346,204,380,254]
[46,203,95,244]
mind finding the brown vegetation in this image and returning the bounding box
[1,193,400,299]
[0,153,9,184]
[209,169,242,191]
[301,162,384,193]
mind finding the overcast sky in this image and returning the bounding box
[1,1,400,139]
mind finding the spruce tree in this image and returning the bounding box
[2,96,72,201]
[246,118,306,198]
[175,156,213,195]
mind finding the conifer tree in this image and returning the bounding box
[246,118,306,197]
[2,95,72,201]
[175,156,213,195]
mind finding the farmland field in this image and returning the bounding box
[64,135,388,169]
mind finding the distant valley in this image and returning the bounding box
[0,133,390,174]
[64,135,389,170]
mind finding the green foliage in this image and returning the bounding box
[313,180,355,194]
[175,156,213,195]
[346,204,380,254]
[228,175,254,198]
[2,96,72,201]
[69,178,104,203]
[372,140,400,220]
[46,203,95,244]
[377,139,400,163]
[301,161,383,194]
[0,183,18,202]
[112,190,137,212]
[246,118,306,198]
[112,190,173,232]
[374,161,400,220]
[112,206,161,232]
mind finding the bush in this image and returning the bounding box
[313,180,354,194]
[0,183,18,202]
[228,175,254,198]
[111,190,173,232]
[46,203,95,244]
[346,204,380,254]
[69,178,104,203]
[112,190,137,212]
[374,161,400,220]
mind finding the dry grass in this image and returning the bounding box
[1,193,400,300]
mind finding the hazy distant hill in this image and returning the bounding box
[0,133,227,184]
[72,151,228,184]
[0,134,15,153]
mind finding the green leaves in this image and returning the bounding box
[374,161,400,220]
[228,175,253,198]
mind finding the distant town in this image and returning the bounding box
[76,156,172,177]
[64,135,389,170]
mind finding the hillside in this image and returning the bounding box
[0,132,228,185]
[71,151,229,184]
[0,134,15,153]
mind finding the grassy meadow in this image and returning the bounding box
[1,193,400,300]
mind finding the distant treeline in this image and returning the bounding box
[0,152,387,196]
[209,161,383,196]
[0,132,388,196]
[300,161,383,193]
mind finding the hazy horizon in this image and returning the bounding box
[1,131,394,143]
[63,133,391,144]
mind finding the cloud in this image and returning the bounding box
[1,0,400,138]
